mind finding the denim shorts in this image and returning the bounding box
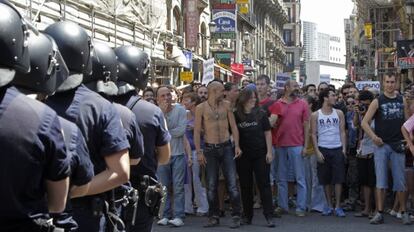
[374,144,406,192]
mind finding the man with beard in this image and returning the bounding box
[269,80,309,216]
[194,80,242,228]
[197,85,208,102]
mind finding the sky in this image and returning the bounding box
[301,0,354,37]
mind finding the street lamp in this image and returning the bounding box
[209,21,217,34]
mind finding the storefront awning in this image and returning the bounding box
[152,57,182,67]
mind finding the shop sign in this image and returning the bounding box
[180,71,194,82]
[212,8,236,39]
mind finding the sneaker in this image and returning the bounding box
[241,217,252,225]
[402,213,412,225]
[296,211,306,217]
[322,207,333,216]
[389,210,398,217]
[219,210,225,217]
[204,217,219,228]
[253,202,262,209]
[265,215,275,228]
[369,212,384,225]
[196,212,208,217]
[157,218,169,226]
[168,218,184,227]
[335,208,346,217]
[288,197,296,208]
[274,207,288,215]
[229,216,241,229]
[396,212,402,219]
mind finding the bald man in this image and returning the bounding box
[194,80,242,228]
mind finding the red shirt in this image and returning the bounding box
[259,97,272,106]
[270,98,309,147]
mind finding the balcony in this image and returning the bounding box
[197,0,209,10]
[238,12,256,29]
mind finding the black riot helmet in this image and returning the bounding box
[0,0,30,87]
[84,40,118,96]
[114,46,150,94]
[44,21,93,92]
[12,32,69,95]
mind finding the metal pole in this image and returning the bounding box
[114,0,117,46]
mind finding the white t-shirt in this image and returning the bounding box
[317,109,342,149]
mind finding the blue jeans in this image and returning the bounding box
[374,144,406,191]
[304,155,327,212]
[157,154,186,219]
[204,143,241,218]
[276,146,307,212]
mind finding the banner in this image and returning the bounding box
[202,58,215,85]
[364,23,373,41]
[320,74,331,84]
[355,81,380,91]
[275,73,290,90]
[396,40,414,69]
[182,50,193,69]
[185,0,199,48]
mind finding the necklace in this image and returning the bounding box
[207,101,219,120]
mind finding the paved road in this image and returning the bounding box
[153,210,413,232]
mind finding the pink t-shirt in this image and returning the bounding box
[270,98,309,147]
[403,114,414,136]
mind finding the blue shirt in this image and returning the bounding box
[58,117,94,186]
[0,86,70,228]
[113,93,170,179]
[46,84,129,175]
[113,103,144,160]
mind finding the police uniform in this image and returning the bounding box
[45,84,130,231]
[0,86,71,231]
[113,103,144,160]
[52,117,94,231]
[113,92,170,232]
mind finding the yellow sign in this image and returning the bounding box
[180,71,193,82]
[236,0,249,3]
[239,5,249,14]
[364,23,373,40]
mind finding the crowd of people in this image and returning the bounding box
[143,73,414,228]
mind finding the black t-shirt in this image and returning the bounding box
[375,94,404,144]
[113,93,170,181]
[46,84,130,175]
[113,103,145,159]
[0,87,70,228]
[234,108,271,156]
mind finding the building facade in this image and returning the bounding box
[303,21,318,61]
[349,0,414,86]
[283,0,303,82]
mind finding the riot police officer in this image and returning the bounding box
[112,46,171,232]
[85,40,146,231]
[85,40,144,165]
[0,1,70,231]
[43,21,130,232]
[12,31,95,231]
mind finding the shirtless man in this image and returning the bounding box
[194,80,242,228]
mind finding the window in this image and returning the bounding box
[172,7,181,35]
[283,30,292,46]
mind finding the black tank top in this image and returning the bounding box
[374,94,404,144]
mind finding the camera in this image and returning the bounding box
[358,104,366,112]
